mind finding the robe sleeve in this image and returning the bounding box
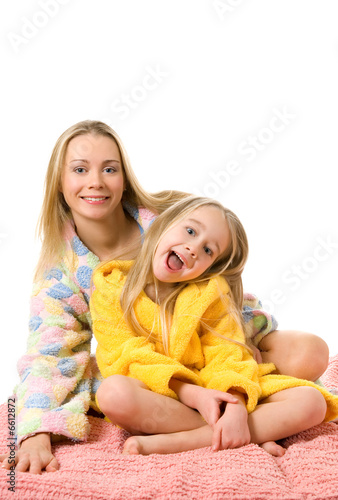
[198,287,268,412]
[14,272,93,446]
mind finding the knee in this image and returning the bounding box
[262,331,329,381]
[296,387,327,427]
[96,375,137,419]
[294,333,329,381]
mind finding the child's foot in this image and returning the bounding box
[260,441,285,457]
[122,426,212,455]
[122,436,143,455]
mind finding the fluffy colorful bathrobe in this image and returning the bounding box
[91,261,338,420]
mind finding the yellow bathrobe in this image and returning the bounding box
[91,260,338,421]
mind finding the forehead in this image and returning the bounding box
[183,205,226,225]
[66,134,120,159]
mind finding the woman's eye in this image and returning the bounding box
[204,247,212,256]
[104,167,116,173]
[186,227,195,236]
[75,167,86,173]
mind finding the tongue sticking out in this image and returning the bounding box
[167,251,183,270]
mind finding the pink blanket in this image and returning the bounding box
[1,356,338,500]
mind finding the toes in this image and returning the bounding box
[122,437,141,455]
[260,441,285,457]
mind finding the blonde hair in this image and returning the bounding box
[120,196,249,355]
[35,119,189,279]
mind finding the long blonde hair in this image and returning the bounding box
[35,120,189,279]
[120,196,249,354]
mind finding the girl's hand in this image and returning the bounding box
[212,401,250,451]
[191,386,238,428]
[169,379,238,427]
[0,433,59,474]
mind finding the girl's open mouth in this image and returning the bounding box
[167,251,185,270]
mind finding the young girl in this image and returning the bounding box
[91,196,338,457]
[0,120,328,474]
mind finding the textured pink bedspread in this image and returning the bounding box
[1,355,338,500]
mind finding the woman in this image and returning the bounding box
[0,120,329,474]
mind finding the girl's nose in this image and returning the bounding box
[185,243,197,258]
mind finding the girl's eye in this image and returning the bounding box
[186,227,195,236]
[204,247,212,256]
[104,167,116,173]
[75,167,86,173]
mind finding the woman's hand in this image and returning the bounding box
[0,433,59,474]
[212,397,250,451]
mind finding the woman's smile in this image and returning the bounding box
[81,196,110,204]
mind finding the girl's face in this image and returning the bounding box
[152,206,230,283]
[61,133,125,225]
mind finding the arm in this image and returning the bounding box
[169,378,238,427]
[199,324,262,413]
[15,272,94,447]
[197,283,264,413]
[2,271,94,473]
[212,390,250,451]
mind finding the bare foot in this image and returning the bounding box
[122,436,143,455]
[260,441,285,457]
[122,426,212,455]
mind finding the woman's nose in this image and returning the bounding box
[88,171,103,189]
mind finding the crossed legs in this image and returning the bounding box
[96,376,327,456]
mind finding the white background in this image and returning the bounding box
[1,0,337,404]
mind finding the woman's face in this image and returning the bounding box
[152,205,230,283]
[61,133,125,225]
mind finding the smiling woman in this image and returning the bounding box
[60,134,138,261]
[61,135,124,211]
